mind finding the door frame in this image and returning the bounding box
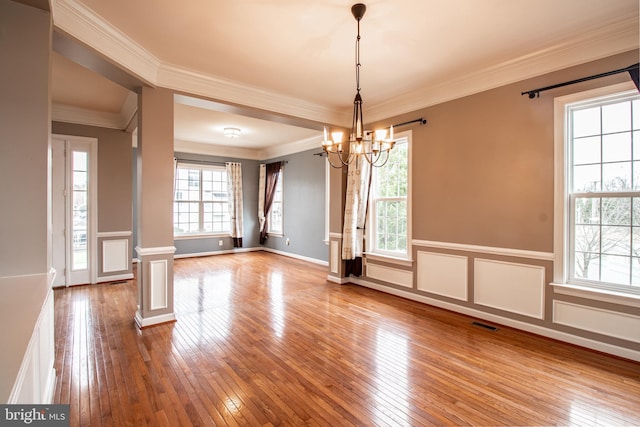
[52,134,98,286]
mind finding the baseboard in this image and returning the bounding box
[326,274,350,284]
[134,311,176,328]
[350,277,640,363]
[97,273,134,283]
[262,247,328,266]
[173,247,261,259]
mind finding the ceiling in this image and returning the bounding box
[49,0,639,158]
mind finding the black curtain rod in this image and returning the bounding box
[176,158,288,165]
[393,118,427,127]
[522,63,639,99]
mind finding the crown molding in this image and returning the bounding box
[157,63,347,126]
[52,103,124,129]
[367,16,639,123]
[174,140,263,160]
[261,135,324,160]
[51,0,160,85]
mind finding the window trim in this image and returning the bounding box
[553,81,640,304]
[173,162,230,237]
[366,130,412,262]
[267,166,284,236]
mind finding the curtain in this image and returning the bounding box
[258,164,266,233]
[173,157,178,196]
[342,156,372,276]
[259,162,282,244]
[226,162,243,248]
[629,63,640,92]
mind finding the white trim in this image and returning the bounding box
[329,232,343,239]
[552,82,638,285]
[551,282,640,309]
[174,232,230,240]
[97,230,132,238]
[51,0,160,84]
[349,277,640,362]
[327,275,350,285]
[364,253,414,267]
[149,260,168,310]
[173,247,260,259]
[134,311,176,328]
[97,273,134,283]
[412,239,554,261]
[553,300,640,344]
[366,16,639,124]
[52,103,125,129]
[366,263,413,288]
[136,246,177,257]
[262,248,328,267]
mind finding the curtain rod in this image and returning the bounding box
[175,158,288,165]
[521,63,639,99]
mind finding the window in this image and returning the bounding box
[267,168,283,234]
[174,164,230,235]
[369,132,411,259]
[559,85,640,294]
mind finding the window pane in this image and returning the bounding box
[602,197,630,225]
[573,136,601,165]
[602,101,631,134]
[601,226,630,255]
[573,106,601,138]
[574,252,600,281]
[601,254,630,285]
[602,162,631,191]
[573,164,600,192]
[73,151,87,171]
[602,132,631,163]
[633,99,640,130]
[575,197,600,224]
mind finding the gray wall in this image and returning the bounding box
[0,0,51,276]
[263,149,328,262]
[171,152,260,255]
[52,122,134,233]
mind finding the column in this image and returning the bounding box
[135,86,176,328]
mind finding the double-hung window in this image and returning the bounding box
[369,132,411,259]
[267,167,283,235]
[174,163,230,235]
[557,83,640,294]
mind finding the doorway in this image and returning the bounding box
[52,135,97,286]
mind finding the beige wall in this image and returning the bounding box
[377,50,638,252]
[52,122,133,232]
[0,0,51,276]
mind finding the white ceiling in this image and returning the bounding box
[50,0,639,156]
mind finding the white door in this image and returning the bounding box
[52,136,97,286]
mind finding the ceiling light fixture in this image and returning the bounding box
[224,127,241,138]
[322,3,395,168]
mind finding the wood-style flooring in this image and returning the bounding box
[53,252,640,426]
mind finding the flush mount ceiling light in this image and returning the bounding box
[321,3,395,168]
[224,127,241,138]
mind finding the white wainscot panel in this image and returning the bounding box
[417,251,468,301]
[474,259,545,319]
[554,300,640,343]
[103,239,129,273]
[330,241,339,274]
[149,260,168,310]
[366,263,413,288]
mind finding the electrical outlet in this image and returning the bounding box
[218,240,223,247]
[286,238,290,246]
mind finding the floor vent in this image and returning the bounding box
[472,321,499,331]
[109,280,127,285]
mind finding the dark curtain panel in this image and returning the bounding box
[259,162,282,244]
[232,237,242,248]
[629,63,640,92]
[344,257,363,277]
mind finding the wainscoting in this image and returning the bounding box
[347,239,640,362]
[97,231,133,283]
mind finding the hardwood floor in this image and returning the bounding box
[53,252,640,426]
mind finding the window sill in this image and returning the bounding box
[364,252,413,267]
[267,232,284,238]
[174,233,229,240]
[551,282,640,309]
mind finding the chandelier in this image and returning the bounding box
[322,3,395,168]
